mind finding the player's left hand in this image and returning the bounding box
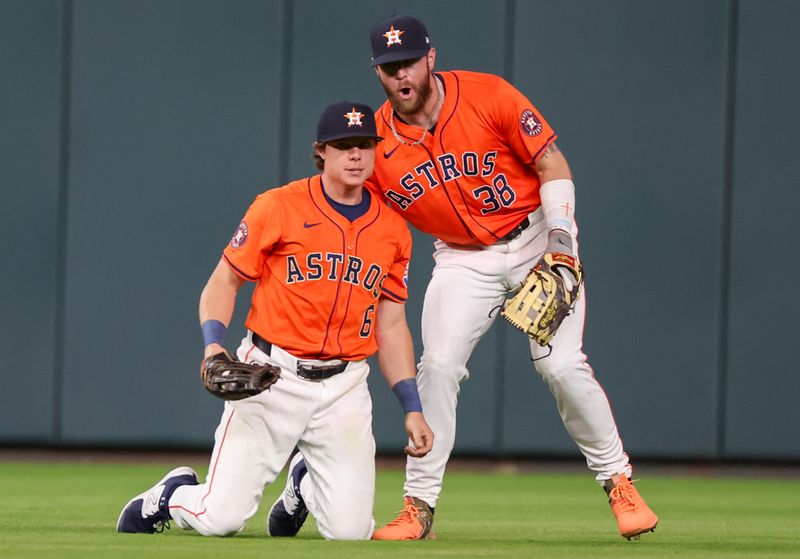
[543,229,580,289]
[404,412,434,457]
[201,352,281,401]
[501,251,584,346]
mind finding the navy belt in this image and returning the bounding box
[500,217,530,242]
[251,332,348,380]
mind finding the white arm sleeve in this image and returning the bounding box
[539,178,575,234]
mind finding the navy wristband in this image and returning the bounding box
[392,378,423,414]
[201,319,226,347]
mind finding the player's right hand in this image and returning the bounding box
[404,412,434,457]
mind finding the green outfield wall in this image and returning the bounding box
[1,0,798,460]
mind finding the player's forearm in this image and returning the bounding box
[198,259,244,351]
[378,326,425,419]
[535,144,577,254]
[540,178,576,256]
[199,264,240,323]
[375,299,423,415]
[375,317,417,387]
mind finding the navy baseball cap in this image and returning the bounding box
[369,14,431,67]
[316,101,382,143]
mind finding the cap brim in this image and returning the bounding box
[317,132,384,143]
[370,48,430,67]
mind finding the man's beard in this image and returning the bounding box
[383,75,433,116]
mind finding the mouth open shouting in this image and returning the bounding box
[384,77,433,116]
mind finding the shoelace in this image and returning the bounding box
[384,503,420,527]
[153,520,171,533]
[609,481,638,513]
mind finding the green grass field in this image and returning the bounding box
[0,461,798,558]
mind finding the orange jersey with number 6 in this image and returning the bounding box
[367,70,557,246]
[223,175,411,361]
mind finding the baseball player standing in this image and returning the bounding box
[116,101,433,540]
[364,15,658,541]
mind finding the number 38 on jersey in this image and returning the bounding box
[383,149,517,214]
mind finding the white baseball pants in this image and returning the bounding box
[405,210,631,507]
[169,334,376,539]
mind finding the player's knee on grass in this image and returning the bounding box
[196,509,249,537]
[319,517,374,541]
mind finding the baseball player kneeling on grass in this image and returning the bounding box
[364,15,657,541]
[116,101,434,540]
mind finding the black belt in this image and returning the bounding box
[500,217,530,242]
[251,332,348,380]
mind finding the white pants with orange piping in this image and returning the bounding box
[169,334,375,539]
[404,210,631,508]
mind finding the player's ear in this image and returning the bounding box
[428,47,436,70]
[312,141,326,171]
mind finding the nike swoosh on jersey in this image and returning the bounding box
[383,145,400,159]
[304,222,322,228]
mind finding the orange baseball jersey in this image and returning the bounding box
[222,175,412,361]
[367,70,557,246]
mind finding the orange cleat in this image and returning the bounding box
[605,474,659,540]
[372,496,435,540]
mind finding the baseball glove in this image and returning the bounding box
[201,352,281,401]
[501,252,584,346]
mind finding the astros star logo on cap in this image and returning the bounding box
[344,108,364,127]
[383,25,404,47]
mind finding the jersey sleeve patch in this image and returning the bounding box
[229,221,248,249]
[520,108,542,137]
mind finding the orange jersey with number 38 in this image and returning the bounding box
[367,70,557,246]
[223,176,411,361]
